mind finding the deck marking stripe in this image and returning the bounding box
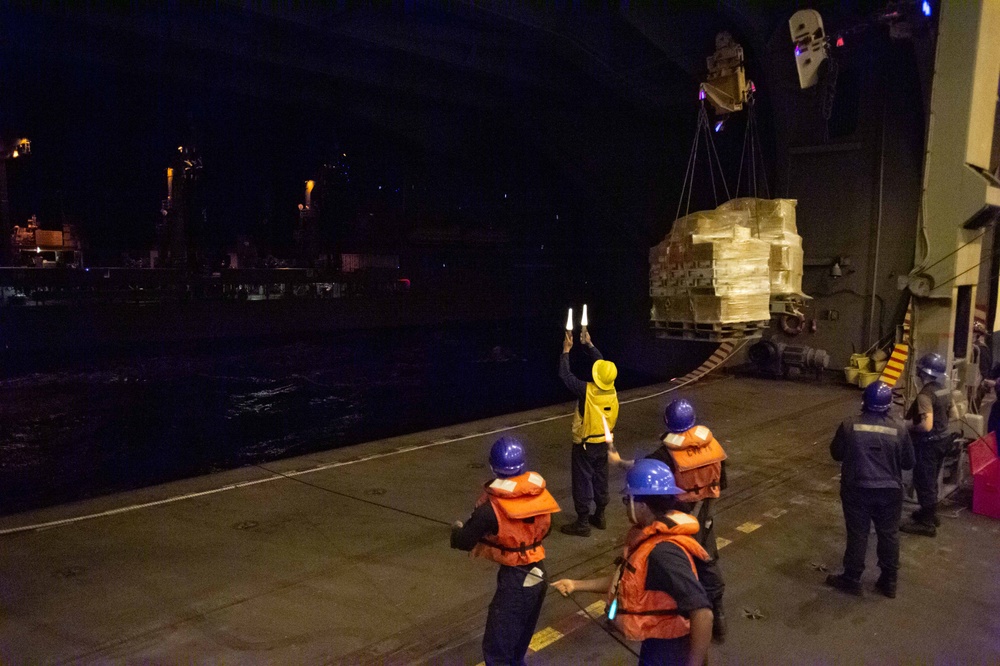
[735,522,761,534]
[527,626,565,652]
[716,537,732,550]
[763,508,787,519]
[1,342,749,536]
[476,599,606,665]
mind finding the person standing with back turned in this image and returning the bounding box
[825,381,914,597]
[559,327,619,537]
[450,437,560,665]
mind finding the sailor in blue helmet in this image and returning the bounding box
[552,459,713,666]
[450,436,560,666]
[826,381,914,597]
[900,352,955,537]
[609,398,729,642]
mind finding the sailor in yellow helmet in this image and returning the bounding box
[559,327,619,536]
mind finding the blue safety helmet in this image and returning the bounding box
[663,398,696,434]
[916,352,947,383]
[623,458,684,496]
[489,436,525,478]
[862,380,893,413]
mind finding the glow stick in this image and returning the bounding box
[581,304,589,328]
[602,414,614,446]
[565,308,573,331]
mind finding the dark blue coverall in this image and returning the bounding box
[830,411,915,583]
[451,501,547,666]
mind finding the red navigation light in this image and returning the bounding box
[836,36,844,47]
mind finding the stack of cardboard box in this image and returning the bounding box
[650,198,806,329]
[650,209,772,325]
[717,198,804,296]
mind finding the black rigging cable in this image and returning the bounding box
[250,461,642,658]
[735,92,769,202]
[676,97,731,221]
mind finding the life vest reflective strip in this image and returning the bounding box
[471,472,560,567]
[608,513,709,641]
[664,426,727,502]
[853,424,899,436]
[571,382,619,444]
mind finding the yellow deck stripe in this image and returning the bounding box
[474,600,608,665]
[736,522,761,534]
[527,626,564,652]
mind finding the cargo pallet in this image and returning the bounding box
[651,319,770,341]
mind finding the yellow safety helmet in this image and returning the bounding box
[592,359,617,390]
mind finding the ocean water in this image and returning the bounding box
[0,319,671,516]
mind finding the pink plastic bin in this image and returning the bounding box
[969,432,1000,521]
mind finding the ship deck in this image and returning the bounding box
[1,374,998,664]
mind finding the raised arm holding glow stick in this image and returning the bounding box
[558,319,619,538]
[580,305,594,346]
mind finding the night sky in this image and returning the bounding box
[1,6,747,263]
[0,3,882,273]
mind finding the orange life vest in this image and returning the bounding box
[663,425,727,502]
[608,512,709,641]
[471,471,561,567]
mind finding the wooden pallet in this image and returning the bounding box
[651,319,770,341]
